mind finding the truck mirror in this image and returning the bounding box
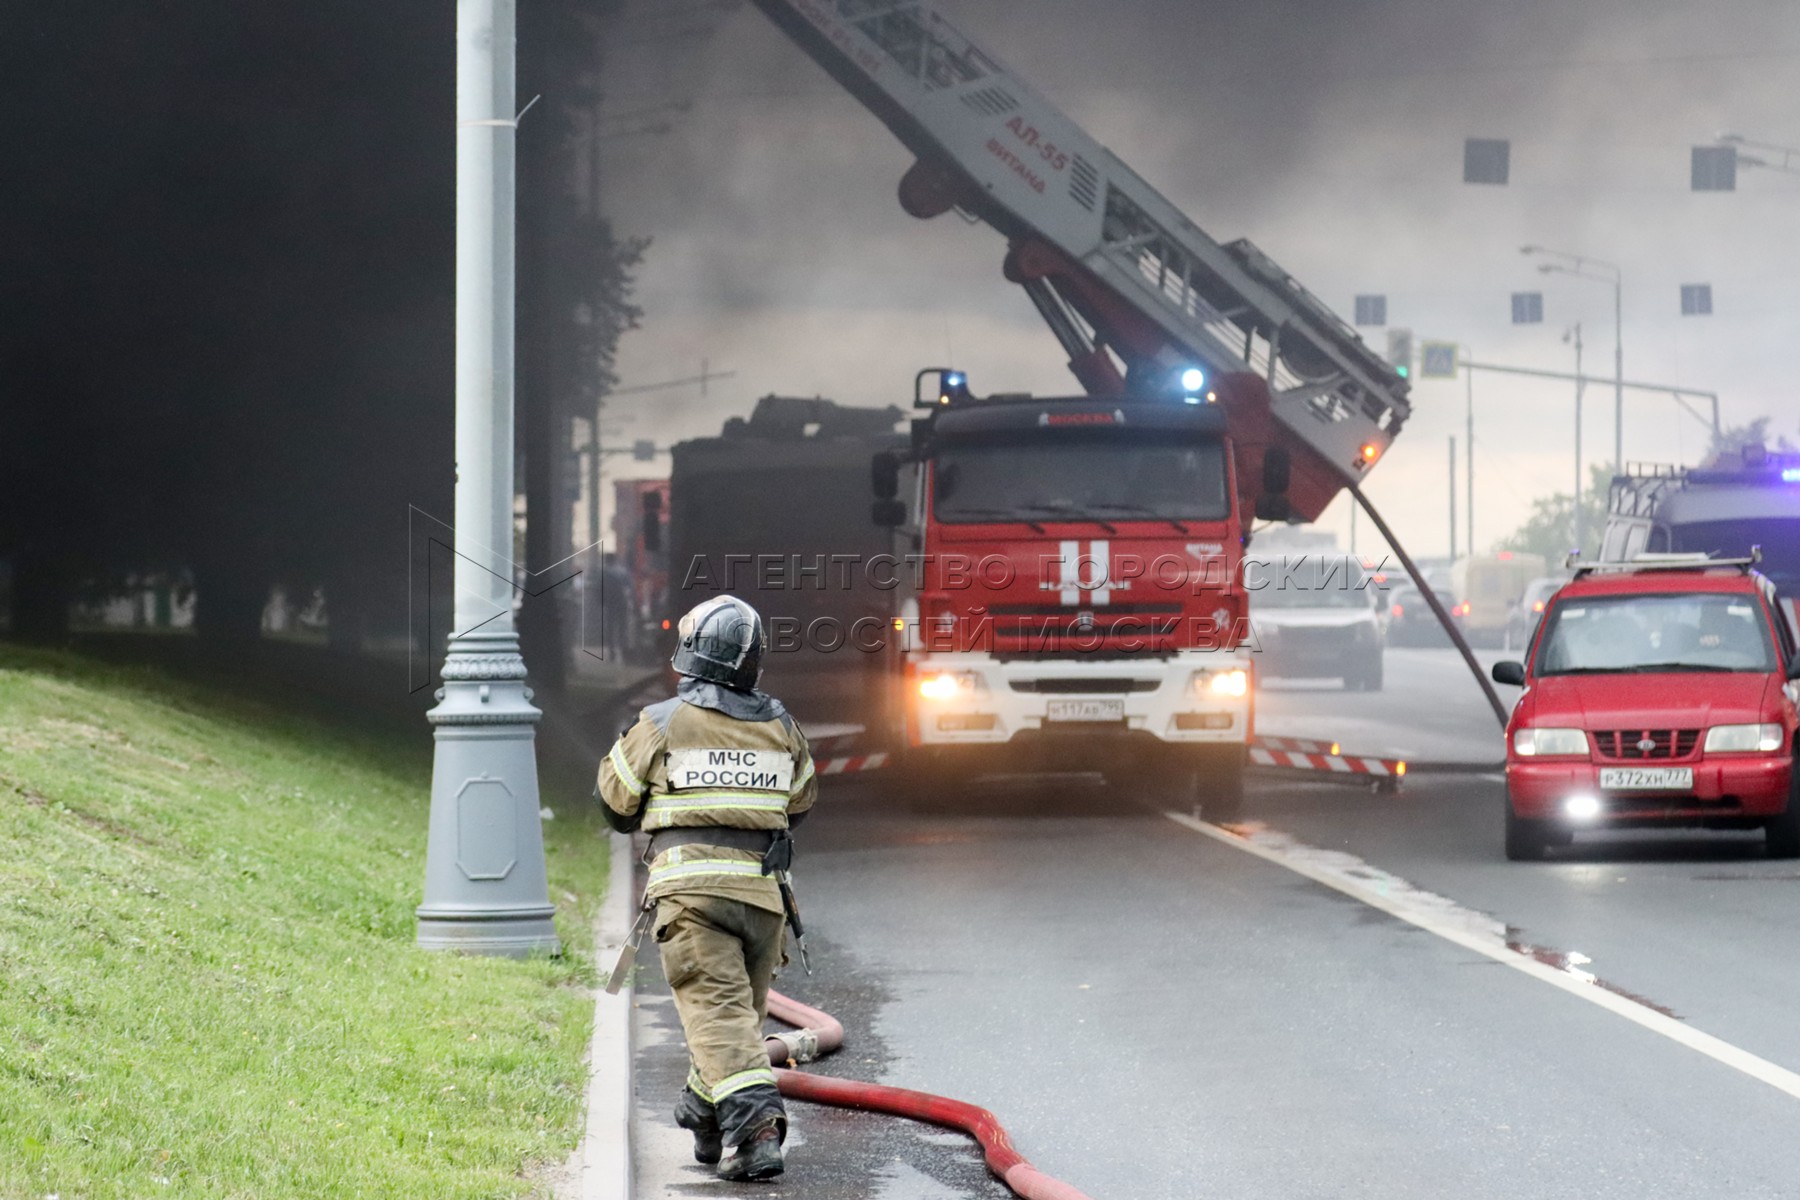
[871,498,906,528]
[1253,493,1291,522]
[871,451,900,499]
[1261,446,1291,496]
[1788,657,1800,682]
[1491,660,1526,687]
[913,367,969,409]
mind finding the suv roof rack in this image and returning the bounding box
[1565,547,1763,577]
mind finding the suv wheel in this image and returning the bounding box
[1505,805,1551,861]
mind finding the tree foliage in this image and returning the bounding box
[1497,464,1617,563]
[0,1,639,651]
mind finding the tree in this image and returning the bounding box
[1705,416,1794,466]
[1497,464,1614,564]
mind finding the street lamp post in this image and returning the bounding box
[417,0,560,957]
[1565,323,1585,552]
[1522,246,1624,472]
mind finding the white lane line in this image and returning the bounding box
[1165,812,1800,1102]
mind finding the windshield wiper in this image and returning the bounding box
[944,507,1046,533]
[1089,502,1189,534]
[1021,503,1116,534]
[1622,662,1734,673]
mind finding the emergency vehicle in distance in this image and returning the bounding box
[1492,554,1800,861]
[1601,447,1800,620]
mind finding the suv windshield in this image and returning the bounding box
[932,437,1228,523]
[1535,591,1775,675]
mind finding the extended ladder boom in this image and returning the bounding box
[750,0,1412,520]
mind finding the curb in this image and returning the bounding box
[571,833,637,1199]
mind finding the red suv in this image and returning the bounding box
[1492,556,1800,860]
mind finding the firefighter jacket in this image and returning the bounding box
[598,679,816,915]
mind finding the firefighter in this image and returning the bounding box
[596,595,816,1182]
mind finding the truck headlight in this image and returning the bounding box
[1192,669,1248,698]
[918,671,979,701]
[1512,727,1588,757]
[1704,723,1784,753]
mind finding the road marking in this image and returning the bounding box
[1165,812,1800,1102]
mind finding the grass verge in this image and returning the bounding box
[0,645,611,1199]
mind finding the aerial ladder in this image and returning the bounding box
[747,0,1413,522]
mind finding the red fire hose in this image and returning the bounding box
[763,989,1096,1200]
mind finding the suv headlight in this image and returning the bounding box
[918,670,979,701]
[1192,669,1248,698]
[1512,727,1589,757]
[1704,723,1784,753]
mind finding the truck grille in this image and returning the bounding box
[1594,729,1700,760]
[1009,678,1161,694]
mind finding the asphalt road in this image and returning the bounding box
[629,648,1800,1198]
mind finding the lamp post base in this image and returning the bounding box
[416,629,562,957]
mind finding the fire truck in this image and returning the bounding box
[667,2,1420,809]
[871,368,1270,814]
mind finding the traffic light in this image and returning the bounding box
[1385,328,1414,378]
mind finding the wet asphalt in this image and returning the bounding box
[629,649,1800,1199]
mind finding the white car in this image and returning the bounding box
[1248,557,1386,691]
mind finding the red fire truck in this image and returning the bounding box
[870,369,1277,815]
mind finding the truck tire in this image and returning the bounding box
[1504,805,1551,861]
[1195,747,1246,824]
[1361,654,1384,692]
[1764,767,1800,859]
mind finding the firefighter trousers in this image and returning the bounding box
[653,893,787,1145]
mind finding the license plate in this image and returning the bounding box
[1046,698,1124,722]
[1599,767,1693,791]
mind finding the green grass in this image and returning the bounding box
[0,646,611,1200]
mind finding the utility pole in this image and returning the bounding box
[417,0,559,957]
[1567,323,1585,552]
[1465,357,1475,555]
[1522,246,1623,472]
[1448,436,1458,560]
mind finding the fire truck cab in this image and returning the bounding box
[875,370,1258,816]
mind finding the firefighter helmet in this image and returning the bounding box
[671,595,765,691]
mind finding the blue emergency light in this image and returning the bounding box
[1782,467,1800,483]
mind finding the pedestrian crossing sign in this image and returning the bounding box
[1420,341,1459,380]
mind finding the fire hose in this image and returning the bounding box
[762,990,1096,1200]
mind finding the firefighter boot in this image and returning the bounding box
[716,1117,785,1182]
[674,1088,722,1165]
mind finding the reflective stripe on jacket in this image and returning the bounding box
[598,694,815,913]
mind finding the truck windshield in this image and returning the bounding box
[932,437,1228,523]
[1670,519,1800,594]
[1535,592,1775,675]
